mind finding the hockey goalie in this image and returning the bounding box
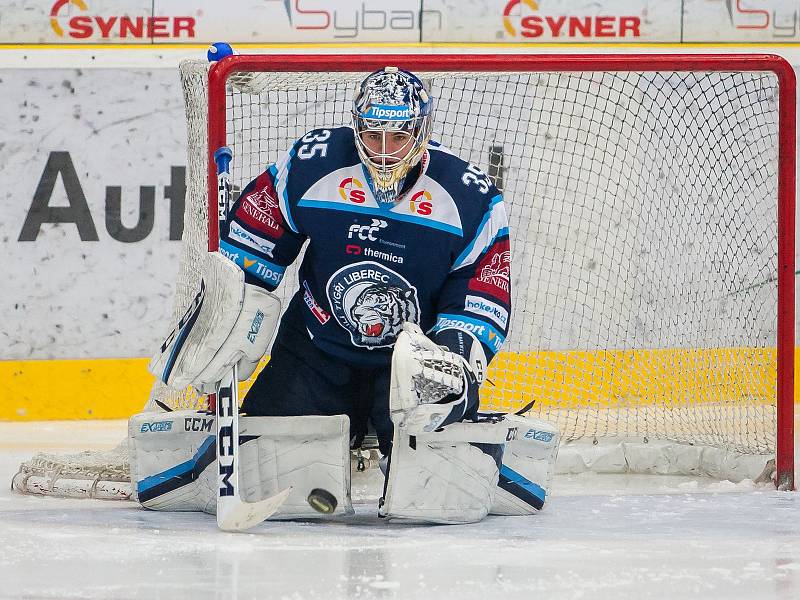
[132,65,559,525]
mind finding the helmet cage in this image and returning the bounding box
[353,116,430,194]
[352,68,433,203]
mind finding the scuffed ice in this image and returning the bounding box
[1,420,799,600]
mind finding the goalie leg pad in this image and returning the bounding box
[130,412,353,519]
[238,414,354,519]
[129,411,218,513]
[490,413,560,515]
[378,419,513,524]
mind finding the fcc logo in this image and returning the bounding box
[348,219,387,241]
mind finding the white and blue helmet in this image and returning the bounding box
[352,67,433,203]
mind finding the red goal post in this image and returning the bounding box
[205,54,795,489]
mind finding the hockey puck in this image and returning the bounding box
[307,488,338,514]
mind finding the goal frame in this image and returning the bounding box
[206,53,796,490]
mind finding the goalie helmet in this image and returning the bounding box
[352,67,433,204]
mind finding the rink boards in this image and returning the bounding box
[0,346,783,421]
[1,45,799,424]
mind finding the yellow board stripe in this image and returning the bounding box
[0,348,794,421]
[482,348,778,410]
[0,358,154,420]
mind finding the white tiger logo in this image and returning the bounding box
[349,285,418,346]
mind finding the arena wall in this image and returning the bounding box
[2,0,800,419]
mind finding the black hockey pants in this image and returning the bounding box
[241,293,394,456]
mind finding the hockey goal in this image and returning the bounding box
[13,53,796,497]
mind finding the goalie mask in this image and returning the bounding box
[352,67,433,204]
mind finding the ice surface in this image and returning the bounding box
[1,420,799,600]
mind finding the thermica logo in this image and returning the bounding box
[502,0,640,39]
[50,0,195,39]
[339,177,367,204]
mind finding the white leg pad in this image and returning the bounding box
[379,420,513,524]
[491,413,560,515]
[130,411,353,519]
[239,414,354,519]
[129,411,217,513]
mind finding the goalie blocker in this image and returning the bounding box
[148,251,280,394]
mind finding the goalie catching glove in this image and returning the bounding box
[390,322,481,434]
[149,252,281,393]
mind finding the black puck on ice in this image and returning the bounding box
[307,488,337,514]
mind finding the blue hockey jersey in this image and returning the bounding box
[219,126,511,369]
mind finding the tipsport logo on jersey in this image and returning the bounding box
[432,314,505,354]
[326,261,419,349]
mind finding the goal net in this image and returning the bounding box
[13,53,795,498]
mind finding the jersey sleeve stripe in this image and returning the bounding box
[297,198,463,236]
[452,194,507,271]
[272,157,300,234]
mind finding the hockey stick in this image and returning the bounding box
[213,146,291,531]
[215,365,291,530]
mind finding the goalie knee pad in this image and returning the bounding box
[129,411,353,519]
[129,411,218,512]
[379,419,513,524]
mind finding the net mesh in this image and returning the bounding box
[15,58,786,498]
[167,61,781,457]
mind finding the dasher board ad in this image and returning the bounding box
[1,0,197,44]
[683,0,800,42]
[1,68,187,361]
[3,0,800,44]
[428,0,800,44]
[0,0,428,44]
[423,0,680,43]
